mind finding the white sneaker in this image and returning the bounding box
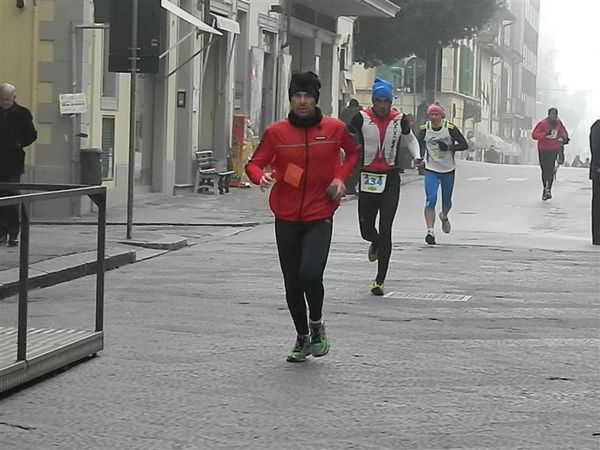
[439,212,451,234]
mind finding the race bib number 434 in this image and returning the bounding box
[360,172,387,193]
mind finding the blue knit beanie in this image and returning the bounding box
[372,78,394,101]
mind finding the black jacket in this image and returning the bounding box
[591,120,600,181]
[0,102,38,176]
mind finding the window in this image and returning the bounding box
[459,46,474,96]
[261,31,274,54]
[101,117,115,180]
[102,30,119,110]
[339,46,347,70]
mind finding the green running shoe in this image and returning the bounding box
[371,281,385,296]
[368,242,378,262]
[310,322,330,357]
[286,335,311,362]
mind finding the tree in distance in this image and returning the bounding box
[354,0,503,66]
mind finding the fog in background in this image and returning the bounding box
[537,0,599,161]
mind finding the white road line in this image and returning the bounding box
[467,177,491,181]
[506,177,529,182]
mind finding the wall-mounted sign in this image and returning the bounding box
[177,90,186,108]
[59,93,88,115]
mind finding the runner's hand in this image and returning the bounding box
[260,172,275,191]
[327,178,346,200]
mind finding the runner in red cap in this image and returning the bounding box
[417,103,468,245]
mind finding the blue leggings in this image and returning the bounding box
[424,170,455,211]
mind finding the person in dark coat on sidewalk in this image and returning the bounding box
[590,119,600,245]
[0,83,38,246]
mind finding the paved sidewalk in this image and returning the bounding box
[0,170,423,297]
[0,211,597,449]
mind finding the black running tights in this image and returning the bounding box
[358,171,400,285]
[275,218,333,335]
[538,150,558,190]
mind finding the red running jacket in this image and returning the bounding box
[245,116,361,222]
[532,118,568,152]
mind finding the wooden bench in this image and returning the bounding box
[194,150,235,195]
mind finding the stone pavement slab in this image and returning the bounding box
[0,222,597,449]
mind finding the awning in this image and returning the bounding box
[299,0,399,18]
[161,0,222,35]
[211,14,240,34]
[472,130,519,154]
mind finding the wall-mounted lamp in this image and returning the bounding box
[16,0,26,8]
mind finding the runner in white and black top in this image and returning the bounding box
[348,78,421,296]
[416,103,468,245]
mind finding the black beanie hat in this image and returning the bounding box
[289,71,321,103]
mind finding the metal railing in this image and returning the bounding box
[0,183,106,361]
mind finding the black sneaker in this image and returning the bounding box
[542,189,550,201]
[7,236,18,247]
[286,335,311,362]
[0,235,6,246]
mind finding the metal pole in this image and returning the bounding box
[70,24,79,215]
[17,204,30,361]
[203,0,211,24]
[126,0,139,240]
[434,47,439,101]
[412,60,417,116]
[95,193,106,332]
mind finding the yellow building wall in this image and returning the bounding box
[0,3,37,107]
[0,1,45,167]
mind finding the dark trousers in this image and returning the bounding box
[275,218,333,335]
[358,171,401,284]
[593,179,600,245]
[0,174,20,239]
[538,150,558,191]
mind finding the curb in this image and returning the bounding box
[0,249,136,300]
[29,221,266,227]
[116,237,188,251]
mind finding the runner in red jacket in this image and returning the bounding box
[245,71,360,363]
[532,107,570,200]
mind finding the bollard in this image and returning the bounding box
[80,147,103,185]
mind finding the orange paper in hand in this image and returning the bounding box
[283,163,304,188]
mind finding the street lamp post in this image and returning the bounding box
[405,55,418,116]
[126,0,139,240]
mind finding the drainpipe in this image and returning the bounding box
[71,23,78,194]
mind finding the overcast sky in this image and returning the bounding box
[538,0,599,122]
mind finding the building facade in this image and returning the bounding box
[352,0,539,165]
[0,0,398,217]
